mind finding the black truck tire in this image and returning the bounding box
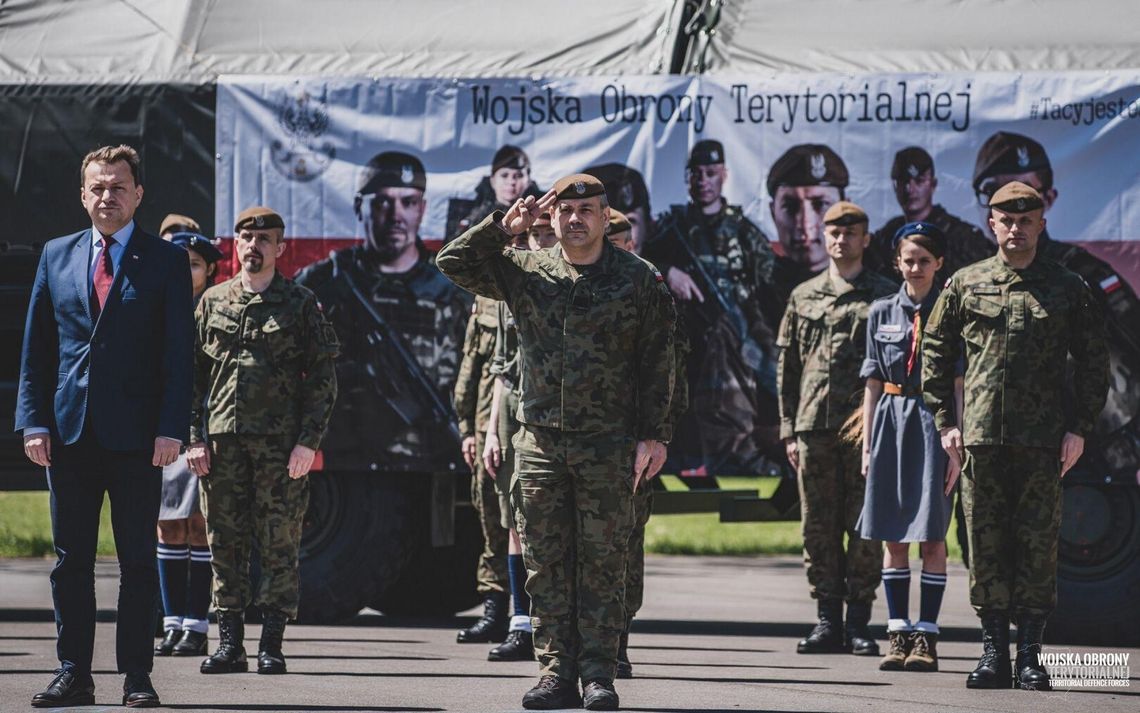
[374,500,483,617]
[296,471,417,624]
[1049,483,1140,646]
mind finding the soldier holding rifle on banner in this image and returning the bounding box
[438,176,675,711]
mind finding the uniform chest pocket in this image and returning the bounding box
[588,281,638,332]
[261,312,301,359]
[202,312,240,361]
[796,303,829,350]
[872,329,906,344]
[1027,292,1069,335]
[963,294,1004,319]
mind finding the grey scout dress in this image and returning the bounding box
[856,285,953,543]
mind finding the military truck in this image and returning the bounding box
[1,0,1136,646]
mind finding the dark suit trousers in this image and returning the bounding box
[46,432,161,674]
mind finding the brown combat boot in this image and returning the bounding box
[904,630,939,672]
[879,630,910,671]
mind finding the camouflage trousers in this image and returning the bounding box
[493,389,521,530]
[961,446,1062,618]
[623,486,653,626]
[199,434,308,618]
[472,425,509,594]
[796,432,881,603]
[512,425,635,682]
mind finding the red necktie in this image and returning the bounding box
[905,310,921,378]
[92,235,115,313]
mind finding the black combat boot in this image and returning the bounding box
[582,678,620,711]
[615,629,633,679]
[257,609,289,675]
[844,601,880,656]
[966,612,1012,689]
[488,629,535,662]
[457,592,509,643]
[522,675,582,710]
[200,610,248,674]
[797,599,847,653]
[1014,616,1051,691]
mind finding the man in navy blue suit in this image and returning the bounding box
[16,145,194,708]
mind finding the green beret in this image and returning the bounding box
[492,145,529,173]
[891,146,934,181]
[234,206,284,233]
[160,213,200,236]
[583,163,650,214]
[972,132,1050,191]
[822,200,868,226]
[989,181,1044,213]
[551,173,606,200]
[688,139,725,167]
[767,144,849,196]
[607,209,632,236]
[358,151,427,194]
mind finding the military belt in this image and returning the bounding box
[883,382,922,397]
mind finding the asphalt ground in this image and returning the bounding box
[0,555,1135,712]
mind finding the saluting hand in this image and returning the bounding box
[1059,432,1085,478]
[287,444,317,480]
[500,189,557,237]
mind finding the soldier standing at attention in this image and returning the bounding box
[453,293,511,644]
[922,182,1108,691]
[777,201,896,657]
[188,207,339,676]
[643,141,780,477]
[438,176,675,711]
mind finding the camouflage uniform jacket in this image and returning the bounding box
[454,295,500,438]
[871,204,995,285]
[490,300,521,393]
[776,268,897,440]
[294,246,472,471]
[191,272,339,450]
[646,201,779,349]
[922,254,1109,448]
[437,214,676,442]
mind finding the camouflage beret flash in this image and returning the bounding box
[552,173,606,201]
[822,200,868,226]
[234,206,285,233]
[767,144,849,196]
[989,181,1045,213]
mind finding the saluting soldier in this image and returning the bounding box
[438,176,675,712]
[776,201,896,657]
[922,182,1108,691]
[188,207,339,675]
[453,294,511,644]
[643,140,780,477]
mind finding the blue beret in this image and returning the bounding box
[168,232,224,263]
[891,221,946,251]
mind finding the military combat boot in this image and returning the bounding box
[487,629,534,662]
[521,675,582,710]
[615,629,633,679]
[797,599,847,653]
[844,601,880,656]
[457,592,509,643]
[904,630,939,672]
[200,611,248,674]
[1014,616,1051,691]
[257,609,289,675]
[582,678,620,711]
[966,612,1012,689]
[879,630,910,671]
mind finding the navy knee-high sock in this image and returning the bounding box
[157,544,190,631]
[881,567,911,631]
[184,545,213,633]
[507,554,531,631]
[917,570,946,633]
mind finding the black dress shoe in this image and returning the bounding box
[31,668,95,708]
[154,629,182,656]
[122,672,161,708]
[522,675,582,710]
[488,630,535,661]
[173,630,208,656]
[583,678,620,711]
